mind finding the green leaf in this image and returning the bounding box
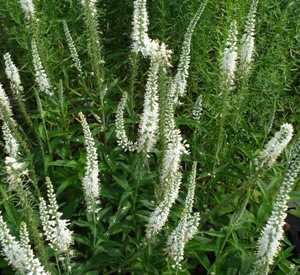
[109,201,131,225]
[204,230,226,237]
[107,222,123,235]
[37,124,47,141]
[73,220,92,228]
[112,175,130,190]
[56,176,78,195]
[49,159,79,168]
[192,250,210,270]
[73,233,91,246]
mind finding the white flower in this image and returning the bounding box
[0,83,14,119]
[4,53,24,95]
[0,215,48,274]
[146,172,182,239]
[166,162,200,269]
[220,21,238,91]
[115,92,135,152]
[4,156,27,189]
[39,177,73,253]
[63,21,83,75]
[2,123,19,158]
[79,112,101,212]
[193,95,203,121]
[19,0,35,20]
[131,0,172,62]
[132,0,150,55]
[31,40,53,96]
[170,0,208,102]
[81,0,98,18]
[160,129,189,184]
[253,153,300,274]
[137,59,160,153]
[239,0,258,76]
[19,222,50,274]
[255,123,293,169]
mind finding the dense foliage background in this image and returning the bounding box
[0,0,300,274]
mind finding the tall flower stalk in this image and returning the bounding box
[63,21,83,76]
[132,0,172,60]
[39,177,73,273]
[146,91,189,239]
[238,0,259,77]
[80,0,105,96]
[0,84,30,156]
[115,92,135,152]
[166,162,200,269]
[252,138,300,274]
[2,122,29,190]
[31,40,52,97]
[79,112,101,214]
[79,112,101,249]
[143,0,207,239]
[220,20,238,92]
[254,123,293,169]
[132,0,151,56]
[136,59,160,154]
[170,0,208,103]
[4,52,32,127]
[19,0,36,20]
[0,216,48,274]
[213,21,238,171]
[146,172,182,239]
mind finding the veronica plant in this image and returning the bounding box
[238,0,259,77]
[254,123,294,170]
[0,216,48,274]
[252,137,300,274]
[166,162,200,269]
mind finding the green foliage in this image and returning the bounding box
[0,0,299,274]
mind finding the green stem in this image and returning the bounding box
[54,253,62,275]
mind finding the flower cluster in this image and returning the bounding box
[19,222,50,274]
[4,53,24,95]
[146,97,189,239]
[115,92,135,152]
[239,0,258,76]
[131,0,151,56]
[160,129,189,184]
[63,21,83,75]
[170,0,208,102]
[19,0,35,20]
[220,20,238,91]
[80,0,98,18]
[31,40,53,96]
[39,177,73,253]
[2,123,19,158]
[0,215,48,274]
[79,112,101,213]
[80,0,105,85]
[146,172,182,239]
[2,120,28,190]
[255,123,293,169]
[253,153,300,274]
[0,84,14,120]
[193,95,203,121]
[136,60,160,154]
[132,0,172,63]
[166,162,200,269]
[4,156,28,190]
